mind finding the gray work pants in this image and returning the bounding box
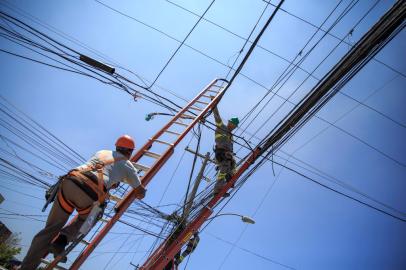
[20,178,94,270]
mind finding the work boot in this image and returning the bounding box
[49,234,68,262]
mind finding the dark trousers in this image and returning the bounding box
[20,178,94,270]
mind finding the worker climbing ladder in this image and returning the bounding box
[43,78,229,269]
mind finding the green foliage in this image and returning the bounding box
[0,233,22,267]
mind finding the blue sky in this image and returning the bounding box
[0,0,405,269]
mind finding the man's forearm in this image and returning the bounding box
[212,106,222,124]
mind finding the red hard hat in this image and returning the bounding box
[115,135,135,149]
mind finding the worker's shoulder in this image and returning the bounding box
[94,149,113,158]
[111,151,134,166]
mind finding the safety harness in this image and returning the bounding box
[214,122,236,184]
[214,120,233,155]
[57,155,125,215]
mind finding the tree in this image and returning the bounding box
[0,233,22,268]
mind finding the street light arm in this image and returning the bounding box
[206,213,255,224]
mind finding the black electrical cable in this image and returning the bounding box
[148,0,216,88]
[238,0,351,129]
[7,0,391,171]
[224,0,285,88]
[260,0,406,79]
[224,0,271,80]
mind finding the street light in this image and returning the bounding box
[207,213,255,224]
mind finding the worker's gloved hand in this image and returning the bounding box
[135,185,146,199]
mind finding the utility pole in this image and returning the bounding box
[182,152,210,221]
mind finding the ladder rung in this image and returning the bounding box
[207,89,219,93]
[174,121,188,127]
[165,130,181,136]
[195,100,209,105]
[201,94,212,98]
[109,194,123,202]
[153,139,174,146]
[144,150,161,159]
[40,259,68,270]
[189,106,203,111]
[133,162,150,172]
[181,113,195,119]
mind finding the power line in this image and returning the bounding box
[224,0,285,87]
[260,0,406,79]
[3,0,396,177]
[164,0,406,144]
[0,0,197,106]
[167,0,406,79]
[0,208,46,222]
[0,10,186,112]
[90,0,405,170]
[0,96,85,163]
[146,0,216,87]
[235,0,406,168]
[0,183,43,200]
[0,2,402,268]
[206,231,296,270]
[223,0,271,80]
[272,159,405,222]
[205,5,406,241]
[238,0,354,130]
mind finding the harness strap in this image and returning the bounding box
[75,154,126,204]
[77,206,92,215]
[97,168,104,201]
[57,190,74,214]
[60,154,127,214]
[69,170,106,205]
